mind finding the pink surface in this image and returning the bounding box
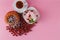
[0,0,60,40]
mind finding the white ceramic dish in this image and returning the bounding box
[23,7,40,24]
[13,0,28,13]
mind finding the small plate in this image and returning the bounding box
[13,0,28,13]
[23,7,40,24]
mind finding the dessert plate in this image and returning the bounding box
[23,7,40,24]
[13,0,28,13]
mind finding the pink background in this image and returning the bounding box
[0,0,60,40]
